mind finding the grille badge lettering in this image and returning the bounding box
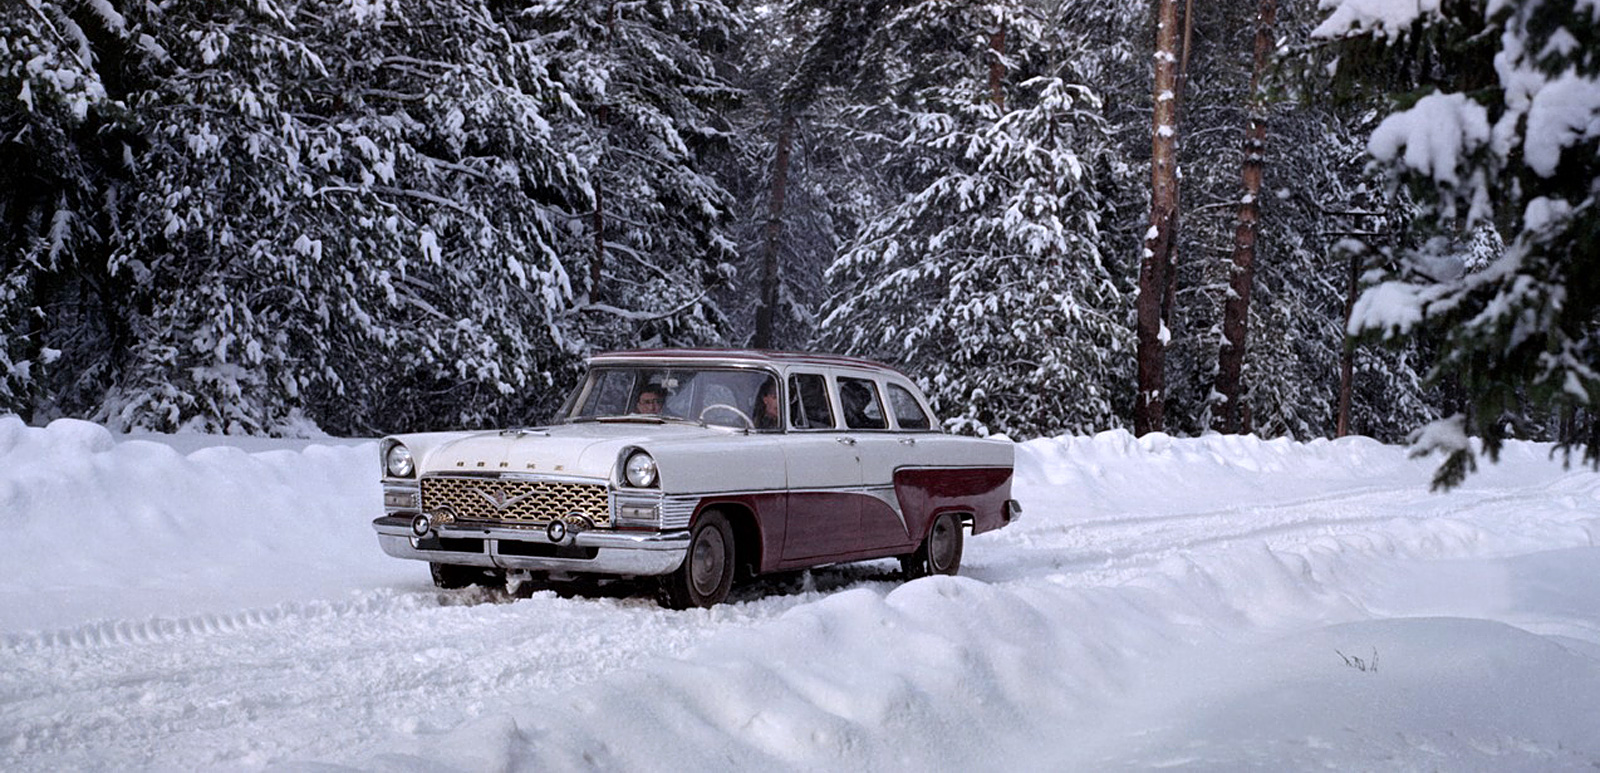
[471,485,537,511]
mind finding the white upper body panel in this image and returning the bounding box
[388,350,1011,496]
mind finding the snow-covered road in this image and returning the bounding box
[3,417,1598,770]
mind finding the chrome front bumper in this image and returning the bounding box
[371,516,690,577]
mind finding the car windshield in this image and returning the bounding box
[564,366,781,430]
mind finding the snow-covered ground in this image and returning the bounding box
[2,415,1598,771]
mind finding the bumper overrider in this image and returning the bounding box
[373,479,692,577]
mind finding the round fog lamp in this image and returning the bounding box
[546,519,568,543]
[410,513,432,537]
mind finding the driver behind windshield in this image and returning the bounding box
[635,384,665,414]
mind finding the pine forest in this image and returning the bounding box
[4,0,1597,485]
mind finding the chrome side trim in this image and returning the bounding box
[862,484,909,536]
[661,496,699,530]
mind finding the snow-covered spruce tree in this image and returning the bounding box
[515,0,744,352]
[0,0,135,422]
[1320,0,1600,486]
[105,0,591,434]
[821,2,1132,438]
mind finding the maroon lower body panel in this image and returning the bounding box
[690,467,1012,576]
[893,466,1013,535]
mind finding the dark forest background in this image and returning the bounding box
[4,0,1595,483]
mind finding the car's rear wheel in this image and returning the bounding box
[659,512,735,609]
[900,512,964,579]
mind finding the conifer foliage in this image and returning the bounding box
[1324,0,1600,485]
[818,1,1131,437]
[2,0,741,435]
[3,0,1594,459]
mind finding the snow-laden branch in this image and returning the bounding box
[574,291,709,322]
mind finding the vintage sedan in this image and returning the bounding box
[372,349,1019,608]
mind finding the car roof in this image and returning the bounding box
[589,348,912,378]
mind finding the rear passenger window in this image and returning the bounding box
[838,377,887,430]
[887,383,932,430]
[789,373,835,429]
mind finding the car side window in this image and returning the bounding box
[788,373,835,429]
[838,377,887,430]
[887,383,933,430]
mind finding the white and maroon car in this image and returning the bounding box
[372,349,1019,608]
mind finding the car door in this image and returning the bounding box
[778,371,863,561]
[838,375,918,551]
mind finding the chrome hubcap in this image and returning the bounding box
[690,528,726,596]
[930,517,957,570]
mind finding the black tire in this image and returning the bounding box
[900,512,964,580]
[429,562,478,589]
[659,512,736,609]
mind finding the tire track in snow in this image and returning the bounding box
[971,480,1600,587]
[0,589,450,653]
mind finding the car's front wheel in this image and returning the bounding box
[900,512,964,579]
[659,512,735,609]
[430,562,502,590]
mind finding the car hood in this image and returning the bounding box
[414,421,735,480]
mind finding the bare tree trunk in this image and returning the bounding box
[1214,0,1276,434]
[591,102,607,303]
[1136,0,1183,436]
[1337,247,1359,437]
[753,112,795,350]
[988,25,1006,110]
[589,1,618,304]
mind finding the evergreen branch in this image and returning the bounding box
[574,291,710,322]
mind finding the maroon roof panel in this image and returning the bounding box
[589,348,909,377]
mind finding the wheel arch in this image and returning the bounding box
[695,501,765,580]
[914,506,974,540]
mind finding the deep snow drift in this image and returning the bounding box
[2,415,1598,770]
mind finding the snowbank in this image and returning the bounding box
[0,416,390,630]
[2,417,1599,770]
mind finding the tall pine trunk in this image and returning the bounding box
[1136,0,1183,436]
[753,112,795,350]
[588,1,619,304]
[1337,247,1360,437]
[988,25,1006,110]
[591,102,607,303]
[1213,0,1276,434]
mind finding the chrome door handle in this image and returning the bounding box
[898,438,917,446]
[836,437,857,446]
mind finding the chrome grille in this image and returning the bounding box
[421,475,611,526]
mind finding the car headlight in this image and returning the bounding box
[385,443,415,478]
[624,451,658,488]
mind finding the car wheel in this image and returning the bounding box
[900,512,964,580]
[429,562,478,589]
[659,512,736,609]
